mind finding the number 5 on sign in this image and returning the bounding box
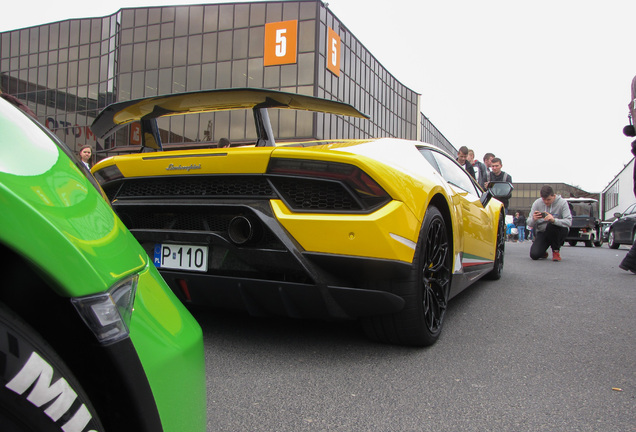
[264,20,298,66]
[327,27,341,77]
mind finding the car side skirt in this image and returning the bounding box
[449,254,495,299]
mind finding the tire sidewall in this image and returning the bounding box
[0,303,104,432]
[594,229,603,247]
[407,206,451,345]
[361,206,453,346]
[609,230,620,249]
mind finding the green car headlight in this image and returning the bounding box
[71,275,138,345]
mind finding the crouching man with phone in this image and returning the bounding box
[528,185,572,261]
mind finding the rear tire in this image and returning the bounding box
[568,241,577,247]
[362,206,451,346]
[0,302,104,432]
[594,230,603,247]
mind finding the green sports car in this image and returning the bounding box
[0,95,206,431]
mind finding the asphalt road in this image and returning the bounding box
[194,242,636,431]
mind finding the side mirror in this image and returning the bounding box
[487,181,514,199]
[614,212,622,218]
[481,181,513,207]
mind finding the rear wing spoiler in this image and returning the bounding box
[90,88,369,150]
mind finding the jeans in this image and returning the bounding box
[517,225,526,242]
[530,224,568,260]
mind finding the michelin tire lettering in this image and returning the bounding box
[6,351,98,432]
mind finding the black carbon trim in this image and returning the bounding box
[102,174,387,214]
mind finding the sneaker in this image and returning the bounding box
[552,251,561,261]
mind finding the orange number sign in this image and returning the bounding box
[130,122,142,145]
[264,20,298,66]
[327,27,341,76]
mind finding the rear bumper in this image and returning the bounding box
[123,200,413,320]
[159,255,409,320]
[566,228,594,241]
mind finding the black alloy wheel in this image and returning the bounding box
[362,206,452,346]
[418,208,452,341]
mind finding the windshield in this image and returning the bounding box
[568,201,597,218]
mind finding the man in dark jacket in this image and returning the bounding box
[514,211,527,243]
[488,157,512,211]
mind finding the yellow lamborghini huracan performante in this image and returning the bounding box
[91,89,512,347]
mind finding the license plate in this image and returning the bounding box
[154,244,208,272]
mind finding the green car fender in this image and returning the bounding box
[0,99,206,431]
[131,264,207,432]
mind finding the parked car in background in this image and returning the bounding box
[90,88,513,347]
[564,198,603,247]
[608,202,636,249]
[0,96,206,432]
[601,221,612,243]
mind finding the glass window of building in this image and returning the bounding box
[0,0,455,158]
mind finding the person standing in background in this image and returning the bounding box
[618,75,636,273]
[78,144,92,170]
[456,146,476,179]
[618,138,636,273]
[482,152,495,188]
[514,211,527,243]
[488,157,512,211]
[468,149,488,188]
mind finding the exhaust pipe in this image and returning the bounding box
[228,216,261,245]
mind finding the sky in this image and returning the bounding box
[3,0,636,192]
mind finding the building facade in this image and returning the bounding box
[0,0,455,159]
[601,157,635,221]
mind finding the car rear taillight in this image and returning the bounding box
[267,158,391,212]
[93,164,124,185]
